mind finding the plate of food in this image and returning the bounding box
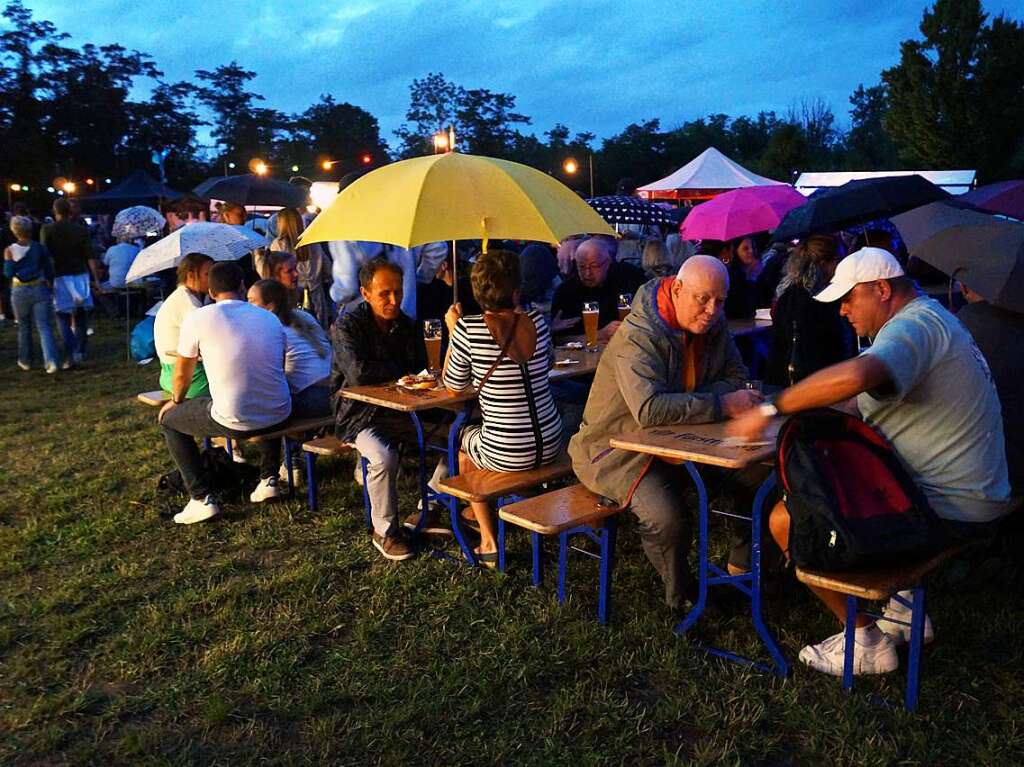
[397,374,438,391]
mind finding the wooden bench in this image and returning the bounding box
[498,484,625,624]
[137,390,169,406]
[437,454,573,503]
[299,436,368,523]
[795,545,966,712]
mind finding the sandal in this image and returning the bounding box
[474,550,499,570]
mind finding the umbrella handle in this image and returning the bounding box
[451,240,458,306]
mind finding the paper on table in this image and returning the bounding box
[720,436,774,449]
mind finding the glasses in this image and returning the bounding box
[688,290,727,310]
[577,260,608,275]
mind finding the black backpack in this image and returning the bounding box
[776,409,936,571]
[157,446,259,499]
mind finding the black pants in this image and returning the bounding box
[161,398,288,499]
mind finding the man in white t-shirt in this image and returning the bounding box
[158,261,292,524]
[730,248,1015,677]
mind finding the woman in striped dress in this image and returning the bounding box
[443,249,563,566]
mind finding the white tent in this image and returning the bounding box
[636,147,787,202]
[795,169,976,196]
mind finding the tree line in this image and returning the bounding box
[1,0,1021,212]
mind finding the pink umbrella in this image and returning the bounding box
[680,185,808,241]
[961,179,1024,220]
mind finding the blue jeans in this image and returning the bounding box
[11,284,59,368]
[56,307,89,359]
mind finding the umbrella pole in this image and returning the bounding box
[451,240,458,306]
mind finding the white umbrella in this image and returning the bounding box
[112,205,166,240]
[125,222,267,281]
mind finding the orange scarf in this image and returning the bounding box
[655,277,703,392]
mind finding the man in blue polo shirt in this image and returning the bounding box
[730,247,1015,677]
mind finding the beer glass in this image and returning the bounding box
[423,319,443,373]
[617,293,633,321]
[582,301,600,351]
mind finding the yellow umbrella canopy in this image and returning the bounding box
[298,152,614,251]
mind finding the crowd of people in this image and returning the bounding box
[4,191,1022,681]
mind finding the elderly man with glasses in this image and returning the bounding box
[550,237,644,343]
[569,255,762,612]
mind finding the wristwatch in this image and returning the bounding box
[758,402,779,418]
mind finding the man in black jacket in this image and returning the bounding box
[331,257,426,561]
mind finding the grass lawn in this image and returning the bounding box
[1,318,1023,766]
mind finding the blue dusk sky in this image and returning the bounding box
[16,0,1024,147]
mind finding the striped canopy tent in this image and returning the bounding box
[635,147,787,203]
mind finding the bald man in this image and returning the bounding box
[569,256,762,611]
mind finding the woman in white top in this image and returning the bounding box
[153,253,213,397]
[247,279,332,418]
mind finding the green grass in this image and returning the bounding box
[1,318,1022,766]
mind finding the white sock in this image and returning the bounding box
[854,623,883,646]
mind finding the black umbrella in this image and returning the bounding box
[772,175,950,242]
[586,195,681,227]
[78,170,182,214]
[194,174,308,208]
[891,201,1024,313]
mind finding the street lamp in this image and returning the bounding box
[250,159,269,176]
[291,165,300,173]
[7,182,22,209]
[433,131,449,153]
[63,180,77,195]
[562,155,594,197]
[361,153,373,166]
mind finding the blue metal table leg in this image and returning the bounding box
[226,437,234,459]
[305,452,318,511]
[674,461,709,635]
[598,527,613,624]
[906,585,926,711]
[750,474,789,677]
[557,531,569,603]
[843,595,858,692]
[283,438,295,498]
[531,532,543,586]
[497,518,506,572]
[443,408,477,565]
[360,458,372,531]
[409,412,429,535]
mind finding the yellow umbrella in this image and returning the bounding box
[298,152,614,252]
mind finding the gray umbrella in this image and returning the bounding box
[891,201,1024,313]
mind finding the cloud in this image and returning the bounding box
[15,0,1024,149]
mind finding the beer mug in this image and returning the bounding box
[582,301,600,351]
[423,319,443,373]
[617,293,633,321]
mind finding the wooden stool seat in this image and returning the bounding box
[248,416,334,442]
[795,544,968,712]
[795,545,966,601]
[497,484,624,623]
[137,390,169,406]
[302,435,355,455]
[438,454,573,503]
[498,483,621,535]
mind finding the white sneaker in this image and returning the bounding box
[250,476,281,503]
[879,590,935,647]
[61,359,73,370]
[17,361,30,371]
[45,362,58,374]
[174,495,220,525]
[798,628,899,676]
[278,461,303,486]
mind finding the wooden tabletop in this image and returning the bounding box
[551,341,602,380]
[610,418,783,469]
[727,318,773,337]
[340,382,477,413]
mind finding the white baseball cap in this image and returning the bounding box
[814,247,905,303]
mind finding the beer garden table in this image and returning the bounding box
[610,418,789,676]
[339,341,605,562]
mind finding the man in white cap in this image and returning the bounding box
[730,247,1015,676]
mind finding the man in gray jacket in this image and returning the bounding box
[569,256,761,610]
